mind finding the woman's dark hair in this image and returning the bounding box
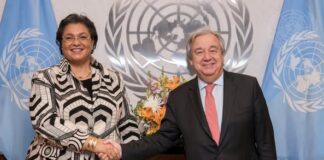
[56,13,98,54]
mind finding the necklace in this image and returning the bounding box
[71,69,92,80]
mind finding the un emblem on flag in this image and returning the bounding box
[273,31,324,112]
[0,28,60,110]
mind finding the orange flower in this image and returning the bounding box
[140,107,153,119]
[134,71,185,135]
[165,76,180,90]
[148,107,161,124]
[159,105,166,120]
[146,124,159,135]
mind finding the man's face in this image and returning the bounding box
[189,33,224,83]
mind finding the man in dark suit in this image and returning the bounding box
[99,27,276,160]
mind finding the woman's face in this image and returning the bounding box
[61,23,94,65]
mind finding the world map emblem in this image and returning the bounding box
[105,0,253,98]
[273,31,324,112]
[0,28,60,110]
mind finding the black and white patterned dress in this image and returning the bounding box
[26,58,140,159]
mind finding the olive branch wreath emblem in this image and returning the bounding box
[226,0,253,73]
[105,0,253,98]
[272,31,324,112]
[0,28,42,110]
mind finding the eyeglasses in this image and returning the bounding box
[62,35,91,43]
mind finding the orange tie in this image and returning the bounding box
[205,84,220,144]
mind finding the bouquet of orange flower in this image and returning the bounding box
[134,71,185,135]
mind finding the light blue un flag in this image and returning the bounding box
[0,0,61,159]
[262,0,324,159]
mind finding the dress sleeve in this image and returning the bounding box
[116,74,140,143]
[29,71,89,152]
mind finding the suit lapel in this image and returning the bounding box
[188,77,214,140]
[219,71,236,145]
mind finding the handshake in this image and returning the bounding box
[97,139,122,160]
[84,137,122,160]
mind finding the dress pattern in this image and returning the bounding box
[26,58,140,159]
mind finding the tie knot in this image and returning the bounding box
[206,84,215,94]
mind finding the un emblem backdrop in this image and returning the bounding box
[104,0,253,99]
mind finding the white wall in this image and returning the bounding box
[0,0,5,22]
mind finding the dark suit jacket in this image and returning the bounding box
[122,71,276,160]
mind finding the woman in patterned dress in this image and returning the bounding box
[26,13,140,159]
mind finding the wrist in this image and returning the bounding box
[83,136,98,152]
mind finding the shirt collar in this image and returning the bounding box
[198,72,224,91]
[58,56,104,75]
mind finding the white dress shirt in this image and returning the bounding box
[198,73,224,130]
